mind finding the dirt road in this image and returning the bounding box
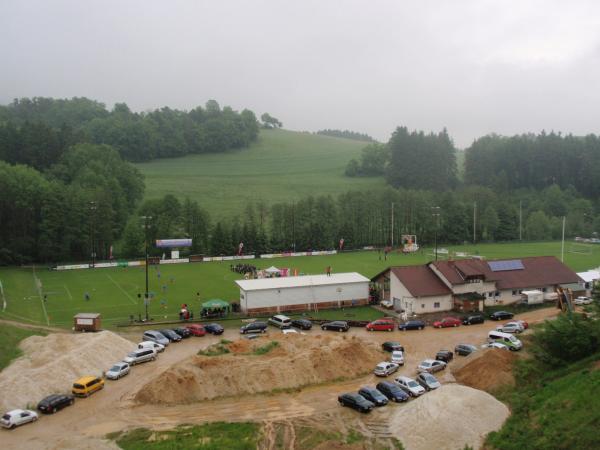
[2,307,558,449]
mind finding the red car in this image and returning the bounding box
[366,319,395,332]
[186,324,206,336]
[433,317,461,328]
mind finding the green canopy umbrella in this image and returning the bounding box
[201,298,231,312]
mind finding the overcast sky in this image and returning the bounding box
[1,0,600,147]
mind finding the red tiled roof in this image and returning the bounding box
[391,265,451,297]
[432,256,582,289]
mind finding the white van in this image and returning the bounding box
[488,330,522,351]
[138,341,165,353]
[268,314,292,329]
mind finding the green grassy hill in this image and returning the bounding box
[135,129,386,220]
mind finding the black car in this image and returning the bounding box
[173,327,191,338]
[159,329,182,342]
[398,320,426,331]
[490,311,514,321]
[462,314,485,325]
[338,393,374,413]
[240,321,268,334]
[455,344,478,356]
[358,387,388,406]
[376,381,409,402]
[321,321,349,332]
[291,318,313,330]
[382,341,405,352]
[204,323,224,335]
[435,350,454,363]
[37,394,74,414]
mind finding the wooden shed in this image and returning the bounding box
[73,313,101,332]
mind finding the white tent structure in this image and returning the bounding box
[264,266,280,275]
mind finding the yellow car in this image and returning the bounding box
[72,376,104,397]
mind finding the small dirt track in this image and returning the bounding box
[1,307,558,450]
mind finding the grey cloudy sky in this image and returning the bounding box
[1,0,600,147]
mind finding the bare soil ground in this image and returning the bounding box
[0,307,557,450]
[453,348,517,393]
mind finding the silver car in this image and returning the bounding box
[142,330,170,346]
[496,322,524,334]
[416,372,441,391]
[395,376,426,397]
[0,409,38,429]
[373,362,400,377]
[417,359,447,373]
[106,362,130,380]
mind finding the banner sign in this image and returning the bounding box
[156,239,192,248]
[159,258,189,265]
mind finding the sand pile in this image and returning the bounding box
[0,331,136,411]
[453,348,516,393]
[389,384,510,450]
[135,334,382,405]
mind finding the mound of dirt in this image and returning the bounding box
[0,331,136,411]
[135,334,382,405]
[453,348,517,392]
[389,384,509,450]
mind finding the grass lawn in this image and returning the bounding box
[0,324,46,370]
[135,129,386,220]
[0,241,598,329]
[111,422,260,450]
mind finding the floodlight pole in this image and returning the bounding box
[90,201,97,268]
[431,206,440,261]
[141,215,152,321]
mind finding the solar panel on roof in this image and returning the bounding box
[488,260,524,272]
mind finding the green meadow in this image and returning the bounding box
[0,241,598,329]
[135,129,386,220]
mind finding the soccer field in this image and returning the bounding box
[1,241,598,328]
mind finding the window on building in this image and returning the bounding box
[434,302,440,308]
[585,282,590,289]
[495,291,500,296]
[421,304,425,309]
[512,290,517,296]
[518,290,523,294]
[542,288,547,292]
[488,292,493,297]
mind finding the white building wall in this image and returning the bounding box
[390,273,452,314]
[485,285,557,306]
[241,281,369,311]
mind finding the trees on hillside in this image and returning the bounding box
[260,113,282,129]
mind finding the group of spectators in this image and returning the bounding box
[231,263,257,276]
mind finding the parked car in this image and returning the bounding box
[490,311,514,321]
[1,409,38,429]
[488,331,523,351]
[138,341,165,353]
[159,329,182,342]
[435,350,454,363]
[204,323,224,335]
[462,314,485,325]
[416,372,441,391]
[433,317,461,328]
[395,375,426,397]
[173,327,191,338]
[374,362,400,377]
[291,318,312,330]
[513,319,529,329]
[376,381,409,402]
[382,341,404,352]
[574,296,593,305]
[282,328,299,335]
[338,393,374,413]
[358,387,389,406]
[454,344,478,356]
[240,321,268,334]
[37,394,74,414]
[390,350,404,365]
[72,376,104,397]
[366,319,395,332]
[142,330,169,346]
[496,322,524,334]
[481,342,509,350]
[123,348,157,365]
[417,359,447,374]
[268,314,292,329]
[106,362,131,380]
[321,321,349,332]
[186,324,207,336]
[398,320,426,331]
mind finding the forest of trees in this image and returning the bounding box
[2,96,600,264]
[0,97,260,162]
[316,129,375,142]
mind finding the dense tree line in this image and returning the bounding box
[464,132,600,198]
[316,129,375,142]
[119,183,599,259]
[345,143,388,176]
[0,144,143,264]
[0,97,260,163]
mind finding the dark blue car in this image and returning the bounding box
[398,320,426,331]
[376,381,409,402]
[204,323,224,335]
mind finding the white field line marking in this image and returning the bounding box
[0,280,6,311]
[1,310,45,324]
[32,266,50,326]
[64,284,73,300]
[106,274,137,305]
